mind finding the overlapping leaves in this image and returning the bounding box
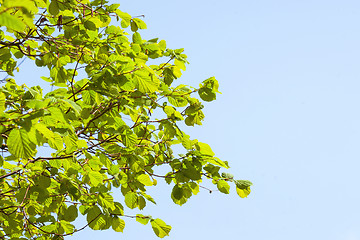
[0,0,251,239]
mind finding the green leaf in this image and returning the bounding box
[40,223,57,233]
[168,96,188,107]
[88,171,103,187]
[84,20,97,31]
[7,128,36,159]
[121,129,138,147]
[217,180,230,194]
[110,202,124,215]
[150,218,171,238]
[136,214,151,225]
[133,72,159,93]
[98,193,115,211]
[132,32,142,44]
[137,174,153,186]
[206,157,229,169]
[171,185,183,200]
[221,172,234,179]
[38,175,51,188]
[124,192,138,209]
[234,180,253,189]
[133,18,147,29]
[60,99,81,116]
[0,12,26,32]
[130,20,138,32]
[196,142,215,156]
[63,205,78,222]
[60,220,75,234]
[87,206,106,230]
[48,0,59,15]
[0,92,5,113]
[198,77,221,102]
[112,216,125,232]
[35,123,63,150]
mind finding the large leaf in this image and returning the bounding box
[196,142,215,156]
[87,206,106,230]
[35,123,63,150]
[125,192,138,209]
[0,12,26,32]
[217,180,230,194]
[133,72,159,93]
[88,171,103,187]
[7,128,36,159]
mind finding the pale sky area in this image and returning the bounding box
[9,0,360,239]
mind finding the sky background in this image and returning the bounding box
[10,0,360,239]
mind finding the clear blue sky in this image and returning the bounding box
[14,0,360,239]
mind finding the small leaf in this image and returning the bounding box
[236,187,251,198]
[217,180,230,194]
[132,32,142,43]
[137,174,153,186]
[136,214,151,225]
[235,180,253,189]
[150,218,171,238]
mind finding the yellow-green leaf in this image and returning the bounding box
[137,174,153,186]
[88,171,103,187]
[133,72,159,93]
[150,218,171,238]
[217,180,230,194]
[236,187,251,198]
[124,192,138,209]
[111,216,125,232]
[0,92,5,113]
[0,12,26,32]
[7,128,36,159]
[196,142,215,156]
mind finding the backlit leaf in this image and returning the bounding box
[217,180,230,194]
[88,171,103,187]
[150,218,171,238]
[137,174,153,186]
[236,187,251,198]
[7,128,36,159]
[133,72,159,93]
[112,216,125,232]
[0,12,26,32]
[125,192,138,209]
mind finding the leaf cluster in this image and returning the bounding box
[0,0,252,239]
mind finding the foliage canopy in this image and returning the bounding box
[0,0,252,238]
